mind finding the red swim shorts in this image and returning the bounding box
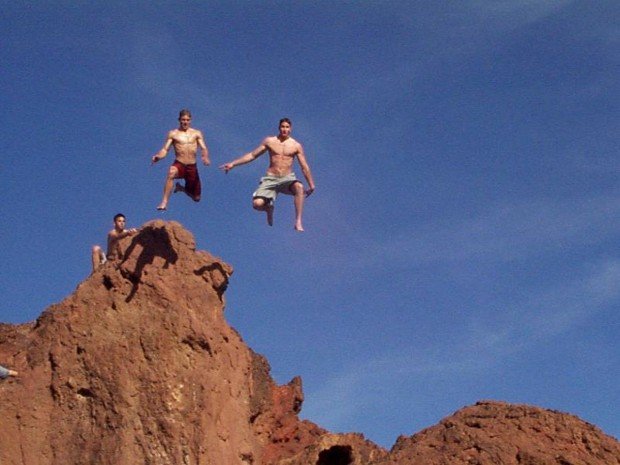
[173,161,201,201]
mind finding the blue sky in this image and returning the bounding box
[1,0,618,448]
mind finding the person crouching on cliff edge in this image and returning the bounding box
[91,213,138,272]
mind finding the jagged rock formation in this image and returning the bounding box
[0,220,335,465]
[0,220,618,465]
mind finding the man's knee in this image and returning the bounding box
[92,245,105,266]
[253,197,268,210]
[167,167,179,179]
[290,181,304,195]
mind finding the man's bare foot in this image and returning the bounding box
[156,204,167,211]
[174,182,185,194]
[266,204,274,226]
[294,222,304,232]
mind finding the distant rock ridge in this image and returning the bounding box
[379,400,620,465]
[0,220,618,465]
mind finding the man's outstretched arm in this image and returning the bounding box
[219,141,267,173]
[108,227,139,242]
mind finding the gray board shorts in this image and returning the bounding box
[253,173,301,204]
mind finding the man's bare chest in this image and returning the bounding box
[266,140,297,158]
[173,131,198,145]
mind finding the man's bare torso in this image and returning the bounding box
[264,136,301,176]
[171,128,201,165]
[106,229,123,260]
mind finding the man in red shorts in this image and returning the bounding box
[152,109,210,210]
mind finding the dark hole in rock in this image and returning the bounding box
[316,445,353,465]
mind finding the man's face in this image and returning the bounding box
[279,122,291,138]
[114,216,126,231]
[179,115,191,130]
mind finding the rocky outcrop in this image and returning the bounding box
[0,221,618,465]
[0,220,335,465]
[378,401,620,465]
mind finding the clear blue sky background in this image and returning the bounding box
[1,1,618,448]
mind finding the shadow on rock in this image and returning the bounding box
[120,225,179,302]
[194,263,230,299]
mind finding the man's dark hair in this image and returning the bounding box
[279,117,292,126]
[179,109,192,119]
[113,213,125,221]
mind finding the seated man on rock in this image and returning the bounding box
[91,213,138,272]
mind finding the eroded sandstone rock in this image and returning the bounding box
[0,221,617,465]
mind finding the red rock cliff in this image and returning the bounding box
[0,220,333,465]
[0,221,617,465]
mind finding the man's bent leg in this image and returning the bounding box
[91,245,105,272]
[253,197,274,226]
[183,165,201,202]
[157,166,179,210]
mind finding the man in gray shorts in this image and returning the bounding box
[220,118,315,231]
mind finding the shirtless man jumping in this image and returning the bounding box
[91,213,138,272]
[152,109,210,211]
[220,118,315,231]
